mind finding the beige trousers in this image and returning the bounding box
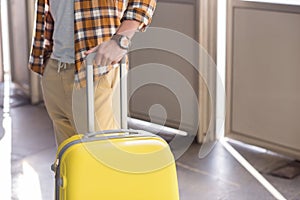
[41,58,119,146]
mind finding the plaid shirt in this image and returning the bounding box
[29,0,156,87]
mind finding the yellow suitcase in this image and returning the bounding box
[52,53,180,199]
[53,130,180,200]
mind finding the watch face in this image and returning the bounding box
[120,36,130,49]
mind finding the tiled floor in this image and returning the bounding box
[3,103,300,199]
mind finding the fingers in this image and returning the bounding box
[95,52,112,66]
[86,40,126,67]
[100,54,110,66]
[112,54,123,65]
[84,46,98,55]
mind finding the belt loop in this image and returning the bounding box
[57,61,62,73]
[57,61,67,73]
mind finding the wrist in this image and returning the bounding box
[115,20,140,38]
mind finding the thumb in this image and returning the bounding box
[84,46,98,55]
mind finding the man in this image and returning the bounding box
[28,0,156,146]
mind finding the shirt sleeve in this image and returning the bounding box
[121,0,157,31]
[44,10,54,60]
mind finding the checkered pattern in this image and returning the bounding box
[28,0,156,87]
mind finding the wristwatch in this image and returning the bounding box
[111,34,131,50]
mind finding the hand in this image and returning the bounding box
[85,39,127,66]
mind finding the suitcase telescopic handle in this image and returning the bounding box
[86,52,128,134]
[86,53,95,134]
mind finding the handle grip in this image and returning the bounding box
[86,52,97,66]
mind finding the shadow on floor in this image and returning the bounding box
[10,104,300,200]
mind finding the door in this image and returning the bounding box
[128,0,217,141]
[128,0,199,133]
[226,0,300,159]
